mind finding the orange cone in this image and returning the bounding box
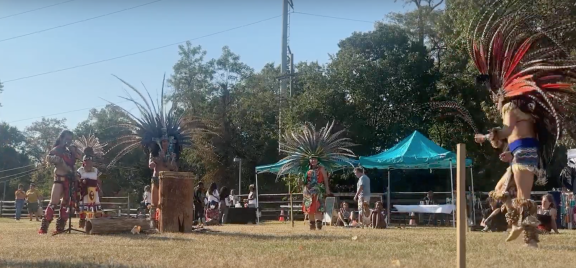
[279,209,286,222]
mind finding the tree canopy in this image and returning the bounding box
[1,0,574,200]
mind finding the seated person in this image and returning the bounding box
[370,201,387,229]
[480,196,507,232]
[205,204,220,226]
[337,202,352,226]
[422,191,445,226]
[360,201,372,227]
[537,194,559,234]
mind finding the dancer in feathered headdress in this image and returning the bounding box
[468,0,576,247]
[107,74,194,226]
[278,121,356,230]
[39,130,82,234]
[74,133,106,229]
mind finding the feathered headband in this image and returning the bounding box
[74,133,106,161]
[278,121,356,178]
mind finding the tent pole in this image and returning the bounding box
[470,167,476,224]
[289,182,294,227]
[449,161,455,227]
[256,170,260,224]
[387,169,391,226]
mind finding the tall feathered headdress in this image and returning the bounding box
[467,0,576,161]
[106,74,192,167]
[74,133,106,161]
[424,101,480,134]
[278,121,356,178]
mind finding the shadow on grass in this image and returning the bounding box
[0,259,139,268]
[194,230,351,241]
[107,234,195,242]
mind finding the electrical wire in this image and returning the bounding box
[0,0,162,43]
[2,14,281,84]
[0,164,36,173]
[2,12,372,84]
[7,100,131,124]
[292,11,376,24]
[0,168,39,181]
[0,0,80,20]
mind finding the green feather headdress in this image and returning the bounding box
[278,121,356,178]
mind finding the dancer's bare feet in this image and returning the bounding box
[506,225,523,242]
[525,240,538,248]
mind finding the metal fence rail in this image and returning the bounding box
[0,196,132,218]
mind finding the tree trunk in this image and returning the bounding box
[158,171,196,233]
[85,217,154,235]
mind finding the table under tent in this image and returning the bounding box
[255,159,359,224]
[359,131,474,227]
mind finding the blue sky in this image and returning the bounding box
[0,0,408,131]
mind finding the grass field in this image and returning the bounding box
[1,218,575,268]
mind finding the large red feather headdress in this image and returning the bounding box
[467,0,576,157]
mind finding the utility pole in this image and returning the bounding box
[279,0,293,153]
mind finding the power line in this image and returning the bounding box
[292,11,376,24]
[0,168,38,181]
[0,0,80,20]
[3,14,282,84]
[7,100,131,124]
[0,165,36,173]
[0,0,162,43]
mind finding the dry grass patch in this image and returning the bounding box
[0,218,575,268]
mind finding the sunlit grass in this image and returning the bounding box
[0,218,575,268]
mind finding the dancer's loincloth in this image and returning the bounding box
[509,138,546,185]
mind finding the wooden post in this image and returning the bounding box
[456,144,466,268]
[158,171,195,233]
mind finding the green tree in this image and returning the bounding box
[328,23,438,155]
[0,122,33,199]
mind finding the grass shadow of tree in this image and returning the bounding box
[0,259,134,268]
[193,231,351,241]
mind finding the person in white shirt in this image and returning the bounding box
[353,167,371,213]
[76,152,102,228]
[141,185,152,218]
[247,184,256,208]
[229,189,237,207]
[205,183,220,225]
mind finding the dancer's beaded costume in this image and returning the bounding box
[278,121,356,230]
[107,75,194,227]
[74,134,106,229]
[468,0,576,246]
[40,134,81,234]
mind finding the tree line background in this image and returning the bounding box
[1,0,575,203]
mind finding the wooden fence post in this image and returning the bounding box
[456,144,466,268]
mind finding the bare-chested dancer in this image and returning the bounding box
[107,77,198,229]
[467,0,576,247]
[148,138,178,224]
[39,130,81,234]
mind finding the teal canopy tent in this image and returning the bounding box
[359,131,475,226]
